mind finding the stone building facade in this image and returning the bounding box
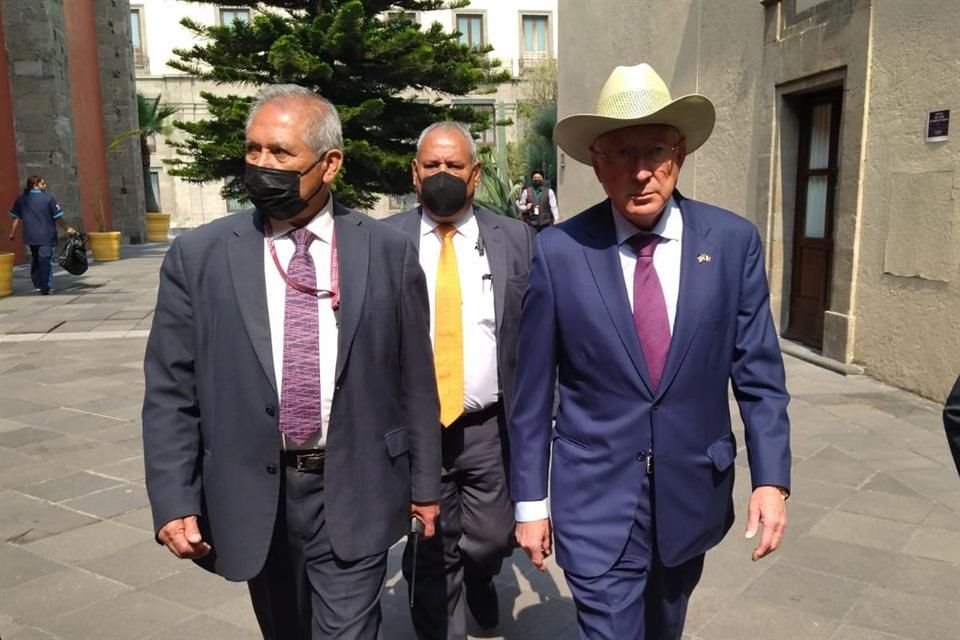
[556,0,960,400]
[0,0,144,261]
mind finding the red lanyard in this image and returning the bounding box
[265,219,340,311]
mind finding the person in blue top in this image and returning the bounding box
[8,175,76,294]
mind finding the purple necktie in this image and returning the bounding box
[279,227,322,444]
[629,233,671,391]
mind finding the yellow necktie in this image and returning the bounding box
[435,223,464,427]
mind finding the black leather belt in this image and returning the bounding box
[282,449,325,472]
[453,401,502,427]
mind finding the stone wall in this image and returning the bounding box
[96,0,146,243]
[2,0,81,227]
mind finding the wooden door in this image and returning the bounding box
[784,90,842,349]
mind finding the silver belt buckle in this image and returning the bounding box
[295,452,323,471]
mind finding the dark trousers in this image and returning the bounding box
[564,473,704,640]
[29,244,54,291]
[248,465,388,640]
[402,405,514,640]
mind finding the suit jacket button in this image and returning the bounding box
[265,406,276,417]
[266,464,277,475]
[652,403,661,411]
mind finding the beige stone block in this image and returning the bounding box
[883,170,958,281]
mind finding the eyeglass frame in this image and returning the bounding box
[589,139,684,169]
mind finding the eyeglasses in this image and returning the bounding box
[590,142,681,169]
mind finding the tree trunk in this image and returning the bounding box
[141,135,161,213]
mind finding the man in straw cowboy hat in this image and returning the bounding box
[508,63,791,638]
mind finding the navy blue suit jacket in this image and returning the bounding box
[509,194,791,577]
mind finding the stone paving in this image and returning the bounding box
[1,245,959,639]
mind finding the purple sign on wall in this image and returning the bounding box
[926,109,949,142]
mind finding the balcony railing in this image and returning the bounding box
[133,48,148,69]
[519,51,550,74]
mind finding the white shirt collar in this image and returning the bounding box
[419,207,479,243]
[611,196,683,246]
[269,195,335,244]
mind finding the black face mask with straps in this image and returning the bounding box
[243,155,324,221]
[420,172,469,218]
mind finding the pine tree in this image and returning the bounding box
[166,0,510,209]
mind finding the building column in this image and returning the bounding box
[95,0,145,244]
[0,1,24,262]
[1,0,81,230]
[63,1,115,238]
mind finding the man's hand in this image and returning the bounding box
[516,518,553,571]
[66,227,77,236]
[410,502,440,539]
[745,486,788,561]
[7,232,13,241]
[157,515,212,560]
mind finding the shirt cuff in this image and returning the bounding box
[515,499,549,522]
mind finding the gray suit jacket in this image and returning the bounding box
[384,206,535,420]
[142,202,441,581]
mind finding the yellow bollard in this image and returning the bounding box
[0,252,13,296]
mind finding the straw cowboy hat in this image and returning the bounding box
[554,63,716,165]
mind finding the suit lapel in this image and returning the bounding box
[475,209,507,335]
[333,203,369,381]
[655,196,714,400]
[228,211,277,393]
[401,208,422,250]
[582,204,654,394]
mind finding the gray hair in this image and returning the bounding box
[246,84,343,156]
[416,121,478,163]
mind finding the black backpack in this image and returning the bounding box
[59,232,89,276]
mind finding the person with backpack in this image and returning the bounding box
[8,175,76,294]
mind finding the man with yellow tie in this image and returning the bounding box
[386,122,535,639]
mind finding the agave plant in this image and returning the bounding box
[474,146,520,218]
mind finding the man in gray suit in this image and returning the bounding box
[142,85,441,640]
[386,122,534,640]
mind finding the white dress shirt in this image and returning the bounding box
[264,197,338,450]
[514,197,685,522]
[418,210,500,412]
[518,186,560,221]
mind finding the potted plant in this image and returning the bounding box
[111,93,177,242]
[86,192,121,262]
[0,220,13,297]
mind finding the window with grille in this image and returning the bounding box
[130,8,147,68]
[225,178,245,212]
[150,171,161,209]
[521,14,550,72]
[388,193,418,211]
[460,102,496,145]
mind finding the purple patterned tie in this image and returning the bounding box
[629,233,671,391]
[279,227,322,444]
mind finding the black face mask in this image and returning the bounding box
[244,156,324,221]
[420,171,469,218]
[532,179,544,187]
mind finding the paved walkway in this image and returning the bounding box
[1,245,959,639]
